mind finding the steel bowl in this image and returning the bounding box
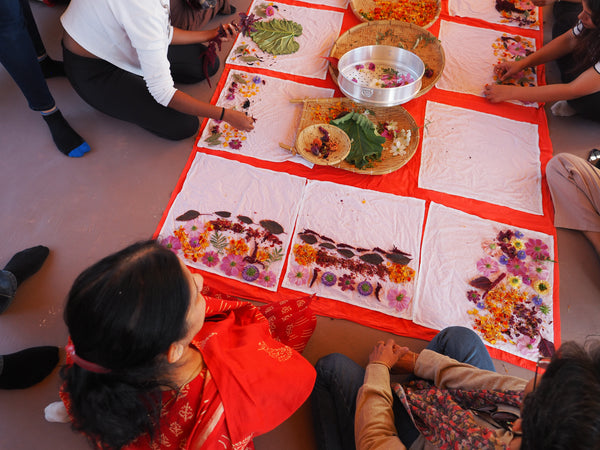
[337,45,424,107]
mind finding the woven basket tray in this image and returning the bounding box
[328,20,445,98]
[350,0,441,28]
[292,97,419,175]
[295,124,352,165]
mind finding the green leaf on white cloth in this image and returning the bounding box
[250,19,303,55]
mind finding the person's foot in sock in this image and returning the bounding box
[3,245,49,286]
[41,109,91,157]
[0,346,59,389]
[38,54,66,78]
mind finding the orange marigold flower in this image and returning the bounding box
[293,243,317,266]
[228,238,249,256]
[387,263,415,283]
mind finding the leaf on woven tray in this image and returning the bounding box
[330,112,386,169]
[250,19,303,55]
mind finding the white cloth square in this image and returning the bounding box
[419,101,543,215]
[448,0,540,29]
[158,154,306,291]
[226,0,344,79]
[436,20,538,106]
[281,180,426,319]
[414,202,555,361]
[198,70,334,165]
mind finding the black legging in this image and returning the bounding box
[63,43,219,140]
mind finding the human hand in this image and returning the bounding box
[224,109,256,131]
[368,339,408,370]
[483,83,518,103]
[494,61,521,81]
[217,23,239,41]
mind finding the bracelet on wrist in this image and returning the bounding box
[219,107,225,121]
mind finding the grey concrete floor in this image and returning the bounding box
[0,3,599,449]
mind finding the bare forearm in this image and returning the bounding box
[171,27,218,45]
[518,31,576,69]
[168,90,223,119]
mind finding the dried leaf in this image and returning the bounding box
[538,338,556,357]
[299,233,318,244]
[260,219,284,235]
[176,210,200,221]
[319,242,336,249]
[469,276,493,291]
[205,133,222,146]
[232,73,248,84]
[250,19,302,55]
[237,215,254,224]
[385,253,411,265]
[337,248,354,259]
[214,211,231,218]
[360,253,384,265]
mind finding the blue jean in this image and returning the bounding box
[0,0,55,111]
[0,270,17,314]
[311,326,495,450]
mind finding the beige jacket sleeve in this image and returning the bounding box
[355,350,528,450]
[355,363,407,450]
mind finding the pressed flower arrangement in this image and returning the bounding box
[492,34,536,87]
[358,0,439,27]
[230,3,303,66]
[495,0,539,29]
[288,228,416,315]
[160,210,286,289]
[466,228,555,358]
[204,72,263,150]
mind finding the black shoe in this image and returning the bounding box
[588,149,600,169]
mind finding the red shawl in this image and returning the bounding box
[63,295,316,449]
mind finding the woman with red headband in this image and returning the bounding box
[59,240,316,449]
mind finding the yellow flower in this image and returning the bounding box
[533,279,551,295]
[508,276,522,288]
[512,239,524,250]
[293,243,317,266]
[227,238,249,255]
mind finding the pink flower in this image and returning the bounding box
[368,62,376,71]
[257,270,277,288]
[387,288,410,312]
[516,335,540,358]
[287,264,308,286]
[201,251,219,267]
[265,5,275,16]
[525,238,550,261]
[229,139,242,150]
[481,239,502,257]
[530,263,549,281]
[476,256,499,277]
[220,254,244,277]
[159,235,181,251]
[506,258,528,277]
[355,64,364,70]
[507,41,527,57]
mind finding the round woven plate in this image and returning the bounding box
[350,0,441,28]
[296,124,352,165]
[295,97,419,175]
[328,20,445,98]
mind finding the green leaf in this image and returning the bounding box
[205,133,222,146]
[250,19,303,55]
[267,247,284,264]
[232,73,248,84]
[210,231,228,254]
[331,112,385,169]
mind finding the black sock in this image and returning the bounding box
[0,347,59,390]
[38,55,66,79]
[3,245,49,286]
[42,110,91,157]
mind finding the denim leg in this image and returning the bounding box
[311,353,364,450]
[0,270,17,314]
[425,326,495,371]
[0,0,54,110]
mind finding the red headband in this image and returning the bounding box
[66,343,111,374]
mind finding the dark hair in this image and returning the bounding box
[572,0,600,74]
[520,341,600,450]
[60,240,191,449]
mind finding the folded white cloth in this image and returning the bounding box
[44,401,70,423]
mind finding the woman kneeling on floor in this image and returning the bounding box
[60,0,255,140]
[484,0,600,121]
[59,240,316,449]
